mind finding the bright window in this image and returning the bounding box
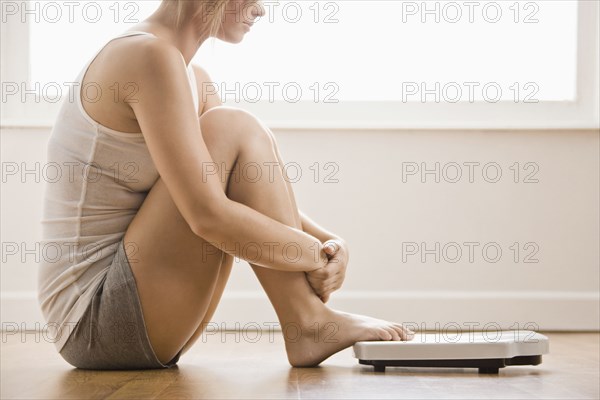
[2,0,596,128]
[30,0,578,103]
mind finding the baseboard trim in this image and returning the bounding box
[2,290,598,332]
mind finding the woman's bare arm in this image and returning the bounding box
[128,40,328,272]
[298,210,343,244]
[192,65,337,250]
[191,64,222,114]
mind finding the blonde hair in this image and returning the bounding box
[167,0,230,36]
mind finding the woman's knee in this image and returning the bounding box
[199,106,274,148]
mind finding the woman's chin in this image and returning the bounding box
[231,35,246,44]
[218,33,245,44]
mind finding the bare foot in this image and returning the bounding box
[283,309,414,367]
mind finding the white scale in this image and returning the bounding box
[353,330,549,374]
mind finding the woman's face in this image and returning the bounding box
[216,0,265,43]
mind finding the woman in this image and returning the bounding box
[38,0,414,370]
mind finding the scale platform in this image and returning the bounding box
[353,330,549,374]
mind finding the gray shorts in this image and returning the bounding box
[59,237,182,370]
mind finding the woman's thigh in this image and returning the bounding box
[121,107,264,365]
[122,176,226,365]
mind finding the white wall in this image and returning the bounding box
[1,127,599,332]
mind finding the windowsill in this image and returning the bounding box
[2,99,598,131]
[2,120,599,131]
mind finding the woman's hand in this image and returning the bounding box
[306,238,349,303]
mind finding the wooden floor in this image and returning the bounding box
[1,332,598,399]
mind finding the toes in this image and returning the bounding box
[394,324,415,341]
[394,325,411,341]
[378,328,393,341]
[388,324,406,340]
[390,325,405,340]
[385,327,402,341]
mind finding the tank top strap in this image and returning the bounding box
[114,30,157,39]
[75,30,200,132]
[78,31,156,81]
[82,30,192,74]
[187,62,199,111]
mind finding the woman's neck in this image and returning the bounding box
[132,9,210,66]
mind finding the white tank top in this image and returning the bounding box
[38,31,199,353]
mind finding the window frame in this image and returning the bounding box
[1,0,598,130]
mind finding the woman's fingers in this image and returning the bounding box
[311,272,342,291]
[307,257,342,283]
[324,254,343,275]
[316,279,344,301]
[323,240,340,257]
[308,268,329,280]
[309,281,342,303]
[321,279,342,293]
[306,240,347,303]
[306,274,328,295]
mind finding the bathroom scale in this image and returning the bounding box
[353,330,549,374]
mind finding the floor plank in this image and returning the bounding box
[1,332,598,399]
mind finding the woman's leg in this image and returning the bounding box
[122,174,228,365]
[121,106,266,364]
[184,108,411,366]
[177,252,233,357]
[124,107,409,366]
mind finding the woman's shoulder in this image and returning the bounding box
[79,32,190,134]
[106,33,185,75]
[85,32,182,86]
